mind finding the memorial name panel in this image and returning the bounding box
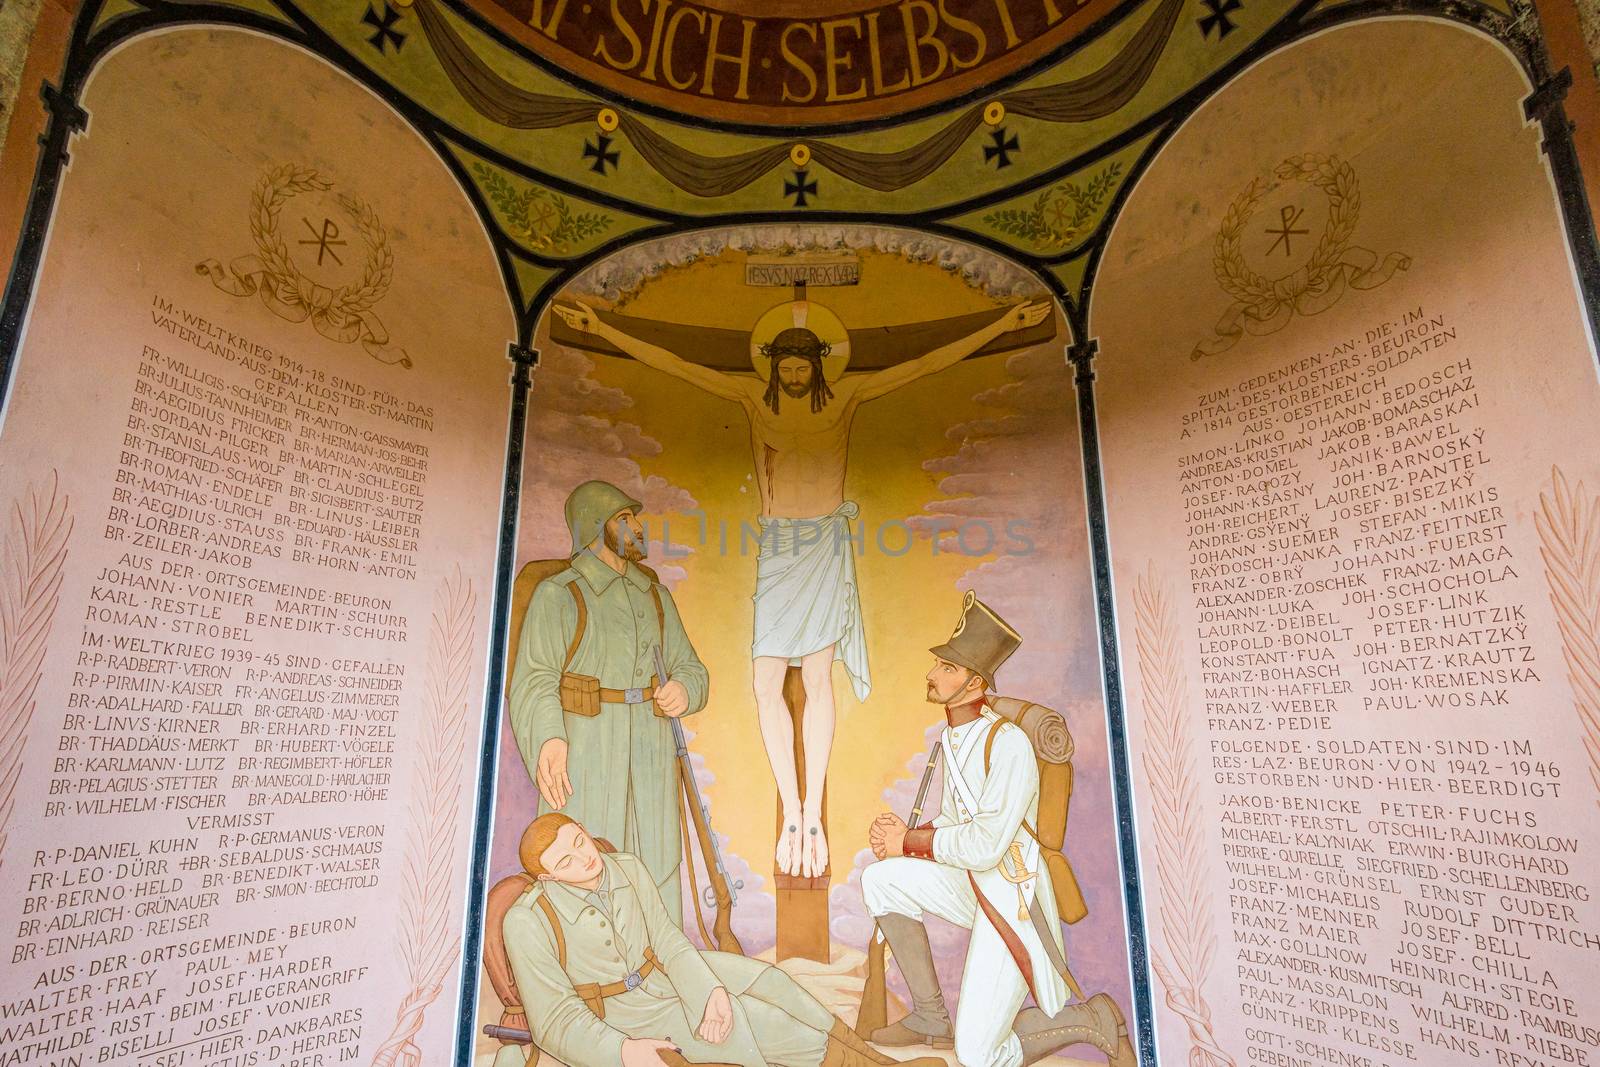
[0,31,511,1067]
[1172,301,1592,1067]
[1089,21,1600,1067]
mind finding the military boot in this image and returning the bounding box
[1014,993,1134,1067]
[825,1019,945,1067]
[865,914,953,1049]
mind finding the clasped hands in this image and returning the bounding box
[869,812,908,860]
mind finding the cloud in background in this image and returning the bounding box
[516,343,697,567]
[572,224,1045,306]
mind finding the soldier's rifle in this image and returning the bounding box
[656,644,745,955]
[855,742,943,1034]
[483,1024,533,1044]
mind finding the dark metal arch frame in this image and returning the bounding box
[0,0,1594,1063]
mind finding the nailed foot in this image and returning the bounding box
[800,805,828,878]
[777,805,803,876]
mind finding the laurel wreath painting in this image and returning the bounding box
[1535,468,1600,802]
[983,162,1125,250]
[1192,154,1411,360]
[0,473,72,871]
[196,163,412,367]
[471,162,614,254]
[371,568,476,1066]
[1133,566,1236,1067]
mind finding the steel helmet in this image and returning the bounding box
[564,480,642,555]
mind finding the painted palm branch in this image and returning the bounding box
[0,473,72,870]
[1536,468,1600,801]
[1133,565,1235,1067]
[371,568,476,1066]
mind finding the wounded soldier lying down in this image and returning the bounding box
[504,813,942,1067]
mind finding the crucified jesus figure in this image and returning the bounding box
[552,298,1051,878]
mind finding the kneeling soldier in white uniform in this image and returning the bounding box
[863,594,1132,1067]
[503,812,947,1067]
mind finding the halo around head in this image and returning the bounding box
[750,299,851,383]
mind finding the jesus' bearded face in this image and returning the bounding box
[777,357,814,398]
[760,327,834,415]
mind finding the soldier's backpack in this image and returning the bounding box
[985,696,1088,924]
[481,835,619,1044]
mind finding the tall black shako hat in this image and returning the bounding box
[929,591,1022,688]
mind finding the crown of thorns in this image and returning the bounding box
[760,328,831,360]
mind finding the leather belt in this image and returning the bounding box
[574,948,661,1020]
[599,683,656,705]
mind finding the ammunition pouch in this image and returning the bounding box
[559,672,602,717]
[560,672,663,717]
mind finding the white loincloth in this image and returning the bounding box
[750,500,871,702]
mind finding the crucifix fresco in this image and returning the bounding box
[12,1,1600,1065]
[441,224,1129,1060]
[545,253,1054,956]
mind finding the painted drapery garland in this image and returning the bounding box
[410,0,1183,197]
[0,6,1587,1067]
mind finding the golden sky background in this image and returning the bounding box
[582,248,1031,884]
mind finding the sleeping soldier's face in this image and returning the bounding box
[536,822,603,885]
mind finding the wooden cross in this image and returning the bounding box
[548,306,1057,372]
[777,667,829,961]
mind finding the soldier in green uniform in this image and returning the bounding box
[503,812,946,1067]
[509,480,710,924]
